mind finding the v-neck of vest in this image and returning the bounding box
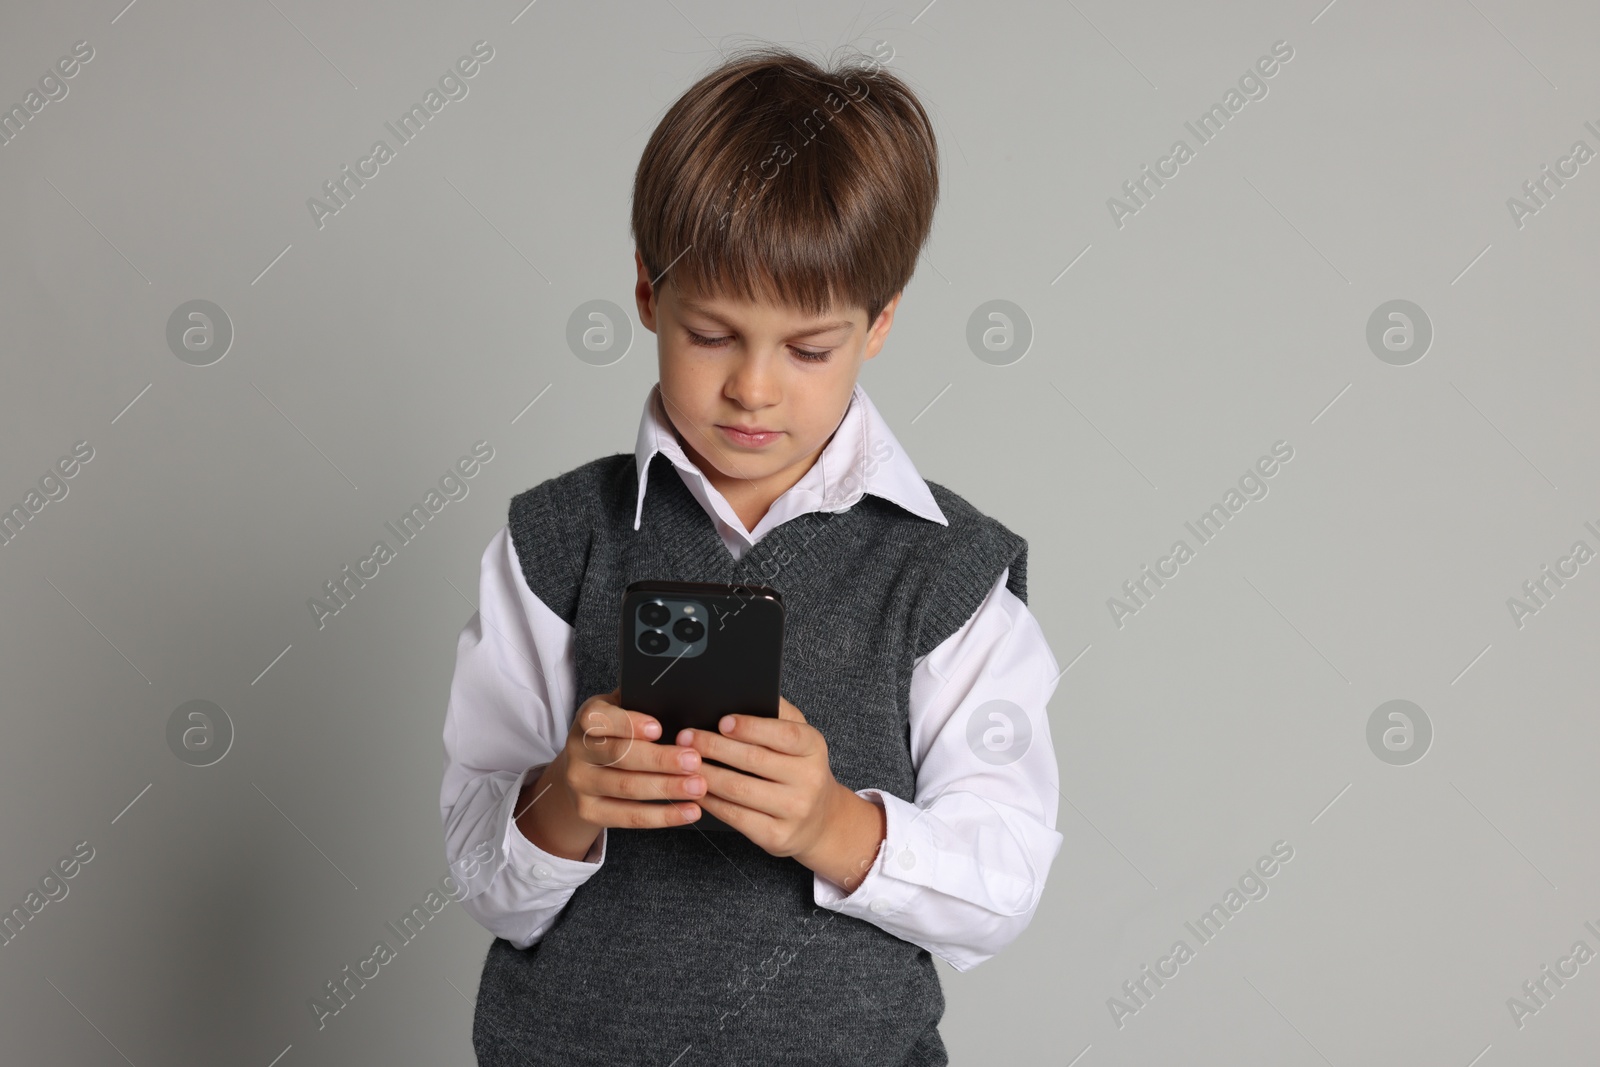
[636,452,863,583]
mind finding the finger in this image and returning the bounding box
[581,795,701,829]
[579,713,659,748]
[592,729,704,771]
[611,739,705,777]
[777,696,806,723]
[694,792,775,838]
[578,699,661,741]
[676,727,781,779]
[573,729,645,770]
[572,723,652,771]
[712,712,815,758]
[573,708,661,769]
[696,761,786,816]
[582,765,707,803]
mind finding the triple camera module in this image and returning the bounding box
[635,597,709,658]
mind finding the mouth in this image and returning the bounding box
[717,424,784,448]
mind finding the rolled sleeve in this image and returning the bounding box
[812,790,921,919]
[442,526,607,949]
[811,567,1065,972]
[498,764,608,886]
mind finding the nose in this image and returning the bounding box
[723,349,781,410]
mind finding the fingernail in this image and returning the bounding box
[679,729,694,745]
[686,777,705,795]
[679,750,699,770]
[643,721,660,738]
[720,715,736,733]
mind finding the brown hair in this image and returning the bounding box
[630,43,938,328]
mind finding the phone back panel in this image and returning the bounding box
[618,580,785,740]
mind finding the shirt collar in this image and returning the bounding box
[632,380,947,532]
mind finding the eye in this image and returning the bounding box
[686,329,832,363]
[686,329,732,348]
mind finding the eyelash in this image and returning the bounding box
[685,329,833,363]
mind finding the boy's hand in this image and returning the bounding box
[517,688,705,860]
[563,687,710,823]
[677,698,887,891]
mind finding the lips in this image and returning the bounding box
[717,424,783,447]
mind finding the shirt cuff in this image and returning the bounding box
[497,765,607,888]
[811,788,923,920]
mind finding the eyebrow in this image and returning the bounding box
[678,299,855,337]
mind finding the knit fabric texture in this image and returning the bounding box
[473,451,1028,1067]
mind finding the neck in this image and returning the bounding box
[676,429,828,533]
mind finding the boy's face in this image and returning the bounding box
[634,251,900,502]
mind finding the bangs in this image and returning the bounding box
[632,45,938,326]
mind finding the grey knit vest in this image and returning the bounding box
[473,451,1028,1067]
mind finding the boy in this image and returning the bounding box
[440,45,1064,1066]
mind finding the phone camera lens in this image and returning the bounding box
[640,601,670,626]
[638,629,669,655]
[673,618,705,643]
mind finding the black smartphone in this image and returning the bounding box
[618,579,785,831]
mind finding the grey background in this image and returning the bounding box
[2,0,1596,1063]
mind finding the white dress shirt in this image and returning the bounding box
[440,382,1065,972]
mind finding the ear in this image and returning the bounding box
[634,250,660,333]
[862,292,902,361]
